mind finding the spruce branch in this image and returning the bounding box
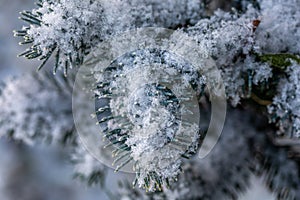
[258,54,300,70]
[0,72,74,145]
[0,71,108,187]
[8,0,300,197]
[93,49,205,192]
[14,0,105,75]
[14,0,208,75]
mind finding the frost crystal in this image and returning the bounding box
[268,62,300,138]
[122,0,205,28]
[255,0,300,54]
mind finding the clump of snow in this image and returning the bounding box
[26,0,106,71]
[255,0,300,54]
[19,0,207,72]
[94,49,202,191]
[120,0,205,28]
[186,7,273,106]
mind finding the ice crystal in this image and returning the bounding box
[123,0,205,28]
[255,0,300,54]
[268,62,300,138]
